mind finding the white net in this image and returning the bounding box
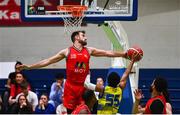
[62,15,85,35]
[57,5,87,35]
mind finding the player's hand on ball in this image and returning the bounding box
[127,45,143,62]
[131,51,139,61]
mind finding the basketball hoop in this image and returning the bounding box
[57,5,88,35]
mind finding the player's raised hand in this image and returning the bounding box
[134,89,144,101]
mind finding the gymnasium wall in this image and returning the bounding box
[0,25,112,68]
[121,0,180,68]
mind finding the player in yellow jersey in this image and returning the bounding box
[84,57,136,114]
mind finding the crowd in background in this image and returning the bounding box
[0,61,65,114]
[0,61,172,114]
[0,61,100,114]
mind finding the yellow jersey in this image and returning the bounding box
[97,86,122,114]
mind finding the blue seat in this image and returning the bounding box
[139,69,180,114]
[22,68,108,98]
[141,89,151,99]
[168,89,180,99]
[171,99,180,109]
[0,79,7,95]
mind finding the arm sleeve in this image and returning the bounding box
[32,92,39,111]
[34,105,42,114]
[62,79,66,92]
[84,74,96,91]
[44,104,55,114]
[150,99,164,114]
[49,83,57,99]
[10,84,16,97]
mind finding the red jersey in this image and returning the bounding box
[10,83,31,98]
[66,46,90,84]
[72,103,91,114]
[145,95,166,114]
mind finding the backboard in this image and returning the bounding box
[21,0,138,23]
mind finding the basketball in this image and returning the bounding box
[127,46,143,62]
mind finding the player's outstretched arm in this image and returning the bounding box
[17,49,67,70]
[88,47,127,58]
[118,59,135,89]
[84,74,104,93]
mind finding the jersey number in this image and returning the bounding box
[106,94,120,107]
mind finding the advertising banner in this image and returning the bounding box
[0,0,63,26]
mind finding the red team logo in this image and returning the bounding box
[74,61,86,73]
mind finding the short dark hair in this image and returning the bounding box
[107,72,120,88]
[40,93,49,100]
[82,90,95,103]
[55,73,64,80]
[71,30,85,43]
[20,81,29,90]
[15,61,22,66]
[15,61,22,70]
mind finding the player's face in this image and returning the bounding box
[78,32,87,46]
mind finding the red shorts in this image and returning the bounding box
[63,80,86,110]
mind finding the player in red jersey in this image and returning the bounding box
[17,30,128,113]
[72,90,96,114]
[133,77,169,114]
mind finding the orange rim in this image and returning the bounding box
[57,5,88,17]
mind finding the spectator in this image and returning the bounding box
[9,94,33,114]
[35,93,55,114]
[94,77,104,100]
[6,61,23,89]
[133,77,170,114]
[3,61,23,112]
[8,72,30,105]
[49,73,65,108]
[72,90,97,114]
[92,77,104,114]
[16,82,38,111]
[56,94,67,115]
